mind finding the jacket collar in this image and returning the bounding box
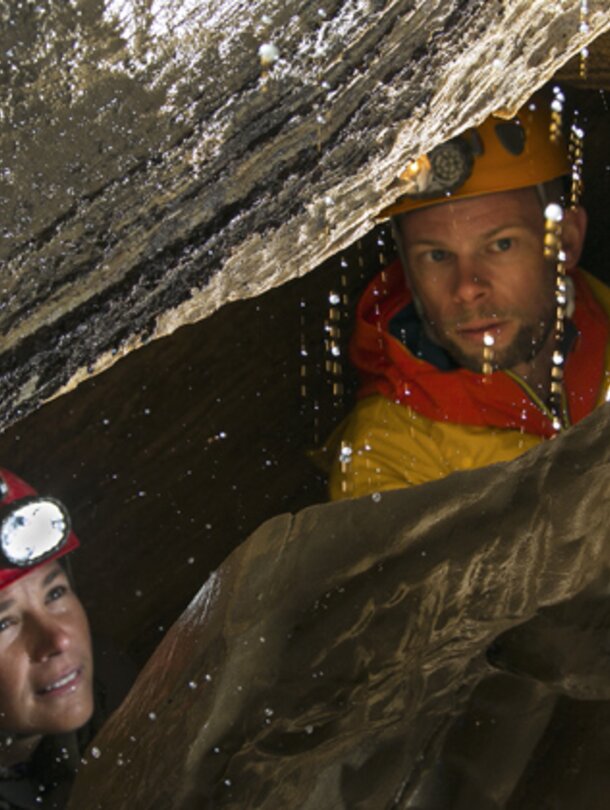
[350,260,609,436]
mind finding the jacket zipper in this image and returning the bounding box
[504,370,571,431]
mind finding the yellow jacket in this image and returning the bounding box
[328,265,610,501]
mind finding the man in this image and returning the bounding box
[0,468,95,810]
[324,92,610,807]
[328,93,609,500]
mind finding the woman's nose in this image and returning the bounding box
[27,615,71,663]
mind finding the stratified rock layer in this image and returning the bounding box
[1,1,609,426]
[68,404,610,809]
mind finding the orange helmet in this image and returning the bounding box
[379,93,571,219]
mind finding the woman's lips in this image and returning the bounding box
[36,667,83,697]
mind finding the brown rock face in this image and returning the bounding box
[2,4,610,808]
[67,404,610,809]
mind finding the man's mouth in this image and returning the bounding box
[37,667,83,696]
[455,321,507,343]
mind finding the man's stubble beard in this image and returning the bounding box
[421,300,557,375]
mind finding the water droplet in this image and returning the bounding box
[371,492,381,503]
[188,680,197,690]
[483,333,495,347]
[339,444,353,463]
[91,746,101,759]
[148,712,157,721]
[544,203,563,222]
[258,43,279,66]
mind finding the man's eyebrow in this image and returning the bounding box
[482,223,527,238]
[408,222,528,247]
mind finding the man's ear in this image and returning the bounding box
[562,206,588,270]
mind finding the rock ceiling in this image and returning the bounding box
[1,0,609,429]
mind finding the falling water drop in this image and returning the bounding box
[482,332,495,375]
[579,1,590,79]
[549,87,564,144]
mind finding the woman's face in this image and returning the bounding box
[0,560,94,741]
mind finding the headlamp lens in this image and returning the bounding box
[0,498,69,567]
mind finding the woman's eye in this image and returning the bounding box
[45,585,68,604]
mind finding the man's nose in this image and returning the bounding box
[27,615,71,663]
[452,257,489,304]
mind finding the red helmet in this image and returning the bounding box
[0,468,79,590]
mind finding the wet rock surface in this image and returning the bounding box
[67,404,610,809]
[1,0,609,427]
[2,4,610,807]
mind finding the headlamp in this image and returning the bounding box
[397,136,475,199]
[0,496,71,568]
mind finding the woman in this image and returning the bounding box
[0,468,95,810]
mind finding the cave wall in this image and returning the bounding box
[1,4,609,665]
[0,67,608,666]
[0,226,390,663]
[1,0,609,427]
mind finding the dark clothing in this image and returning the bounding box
[0,717,98,810]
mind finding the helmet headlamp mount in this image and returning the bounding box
[0,496,71,569]
[396,136,475,199]
[380,93,570,220]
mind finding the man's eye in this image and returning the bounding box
[492,237,513,252]
[45,585,68,604]
[428,249,448,262]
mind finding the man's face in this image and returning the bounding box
[0,561,94,739]
[399,189,556,375]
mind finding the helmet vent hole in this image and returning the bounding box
[464,129,484,157]
[494,122,525,156]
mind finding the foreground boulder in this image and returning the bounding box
[68,404,610,809]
